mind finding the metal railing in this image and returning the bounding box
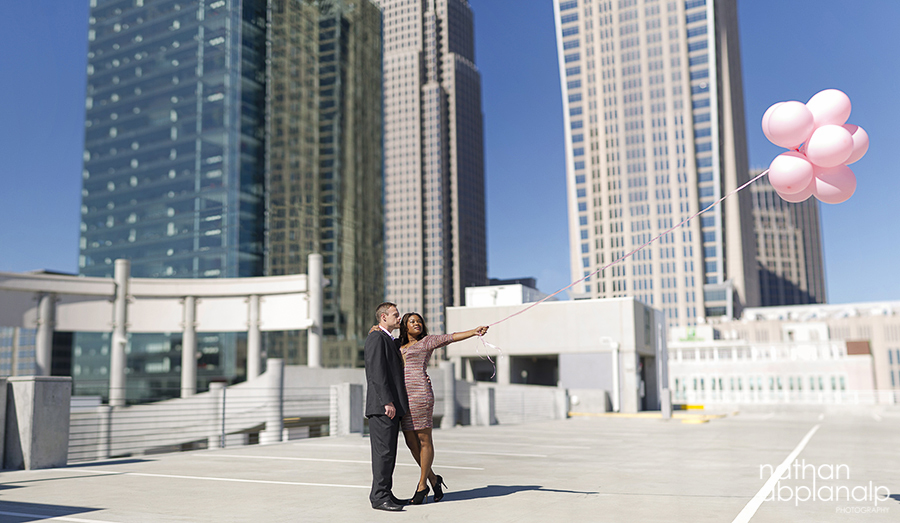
[69,383,331,463]
[673,388,900,405]
[67,371,568,464]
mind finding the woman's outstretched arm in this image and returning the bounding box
[450,326,488,342]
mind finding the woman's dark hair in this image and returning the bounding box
[399,312,427,345]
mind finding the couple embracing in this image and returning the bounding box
[364,302,488,512]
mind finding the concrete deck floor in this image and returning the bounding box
[0,407,898,522]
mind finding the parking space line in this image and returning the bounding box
[731,424,821,523]
[438,449,548,458]
[288,442,547,458]
[197,454,485,470]
[52,469,369,489]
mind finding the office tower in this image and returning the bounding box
[75,0,383,401]
[78,0,269,401]
[266,0,384,367]
[376,0,488,333]
[80,0,267,280]
[750,170,826,306]
[553,0,759,326]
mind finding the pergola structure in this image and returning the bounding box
[0,254,324,406]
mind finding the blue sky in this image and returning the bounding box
[1,0,898,305]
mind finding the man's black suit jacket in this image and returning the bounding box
[364,329,408,418]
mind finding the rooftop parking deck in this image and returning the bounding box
[1,406,898,522]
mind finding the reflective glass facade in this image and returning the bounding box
[266,0,384,367]
[80,0,267,279]
[76,0,267,403]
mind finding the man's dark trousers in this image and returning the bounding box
[368,413,401,506]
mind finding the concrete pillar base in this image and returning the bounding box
[469,387,496,426]
[5,376,72,470]
[329,383,363,437]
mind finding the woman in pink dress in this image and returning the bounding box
[398,312,488,504]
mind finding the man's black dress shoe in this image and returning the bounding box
[373,500,404,512]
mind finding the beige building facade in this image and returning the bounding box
[446,297,668,414]
[750,169,826,307]
[376,0,488,333]
[553,0,758,327]
[669,301,900,405]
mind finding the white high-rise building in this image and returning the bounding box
[377,0,488,332]
[553,0,759,326]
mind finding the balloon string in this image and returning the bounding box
[487,169,770,328]
[475,333,503,379]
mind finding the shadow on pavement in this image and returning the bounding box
[0,501,101,523]
[64,458,151,468]
[442,484,598,502]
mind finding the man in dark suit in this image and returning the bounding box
[364,302,409,511]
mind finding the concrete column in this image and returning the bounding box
[0,377,6,465]
[329,383,363,436]
[554,388,570,420]
[181,296,197,398]
[110,259,130,407]
[440,361,456,428]
[5,376,72,470]
[307,253,323,367]
[11,328,21,377]
[208,382,226,449]
[451,356,463,380]
[469,386,496,426]
[96,405,112,460]
[247,295,261,379]
[496,354,511,385]
[34,293,56,376]
[612,348,621,413]
[259,358,284,444]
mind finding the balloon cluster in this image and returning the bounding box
[762,89,868,204]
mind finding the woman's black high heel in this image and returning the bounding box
[432,475,447,502]
[409,485,430,505]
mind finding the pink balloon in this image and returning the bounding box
[813,164,856,204]
[761,102,784,144]
[842,124,869,164]
[806,89,852,128]
[766,101,815,149]
[805,124,853,167]
[768,151,815,195]
[778,177,815,203]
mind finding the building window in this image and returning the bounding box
[686,11,707,24]
[686,25,708,38]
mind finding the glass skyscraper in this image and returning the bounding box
[77,0,268,402]
[266,0,384,367]
[553,0,759,326]
[80,0,267,280]
[74,0,384,401]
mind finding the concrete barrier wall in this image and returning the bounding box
[5,376,72,470]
